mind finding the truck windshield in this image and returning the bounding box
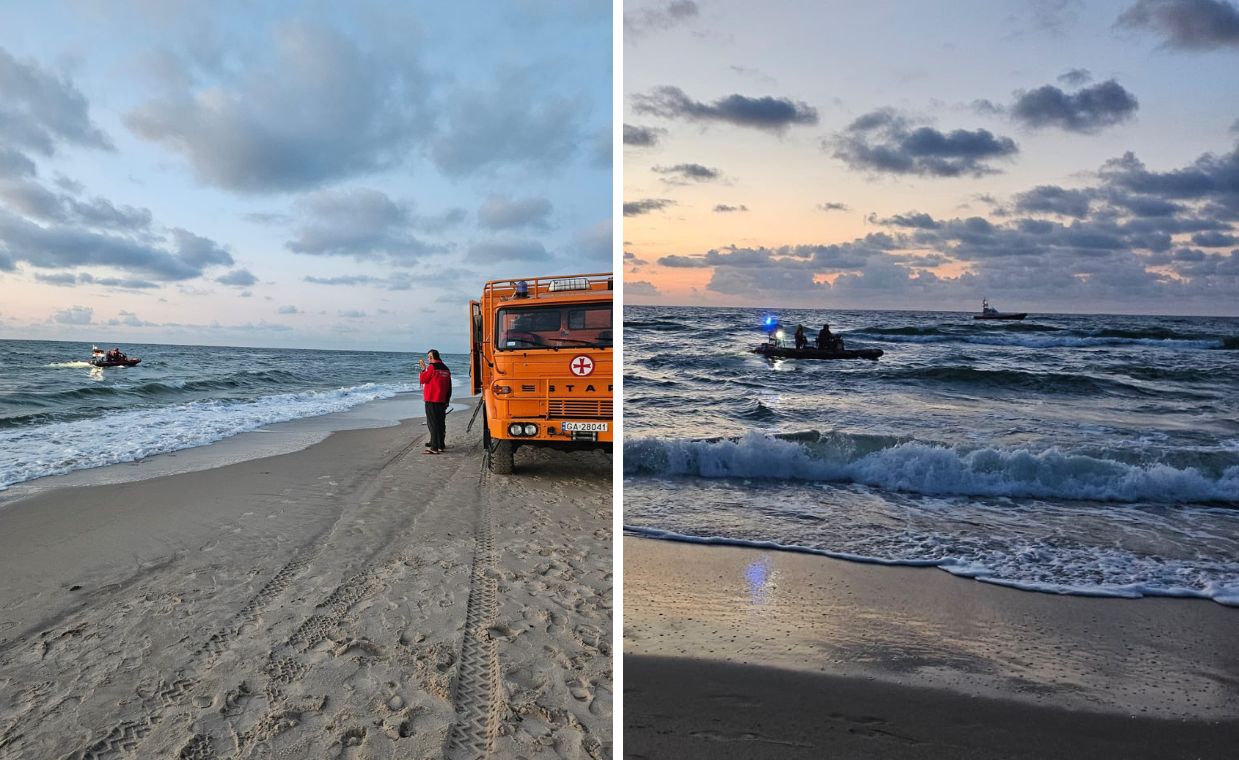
[496,303,612,350]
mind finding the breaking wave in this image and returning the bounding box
[0,382,417,490]
[624,431,1239,504]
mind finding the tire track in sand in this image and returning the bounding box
[207,446,479,758]
[446,463,502,760]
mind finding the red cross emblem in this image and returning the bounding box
[569,355,595,376]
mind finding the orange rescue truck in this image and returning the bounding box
[470,273,613,473]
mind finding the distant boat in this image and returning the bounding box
[974,298,1027,320]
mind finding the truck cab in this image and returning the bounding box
[470,273,613,473]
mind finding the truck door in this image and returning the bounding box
[470,300,483,395]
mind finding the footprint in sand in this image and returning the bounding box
[487,623,523,642]
[567,676,592,701]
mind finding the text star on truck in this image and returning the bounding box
[470,273,613,474]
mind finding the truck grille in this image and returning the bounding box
[547,399,612,419]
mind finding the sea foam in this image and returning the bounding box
[625,431,1239,503]
[0,382,418,489]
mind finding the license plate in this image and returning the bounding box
[562,422,608,432]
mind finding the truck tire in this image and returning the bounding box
[490,440,515,474]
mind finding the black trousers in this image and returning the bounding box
[425,402,448,450]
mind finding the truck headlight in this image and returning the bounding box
[508,423,523,436]
[522,423,538,436]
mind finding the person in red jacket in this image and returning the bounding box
[418,349,452,453]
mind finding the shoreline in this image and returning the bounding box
[0,390,469,510]
[624,536,1239,721]
[625,525,1239,606]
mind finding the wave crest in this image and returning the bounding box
[624,431,1239,503]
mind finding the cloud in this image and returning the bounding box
[0,208,225,280]
[0,148,36,179]
[869,211,941,228]
[624,0,699,38]
[632,86,818,132]
[623,198,676,216]
[658,238,893,275]
[623,123,665,147]
[707,266,826,295]
[0,47,113,158]
[216,268,257,286]
[1058,68,1093,86]
[658,254,711,267]
[970,98,1006,117]
[87,275,160,289]
[0,178,153,231]
[1116,0,1239,49]
[338,309,367,318]
[172,227,233,267]
[124,21,430,192]
[35,272,159,289]
[1098,146,1239,219]
[277,304,299,314]
[1191,230,1238,246]
[478,195,553,230]
[108,310,158,328]
[652,163,720,182]
[1013,185,1095,217]
[52,305,92,324]
[465,239,552,263]
[243,211,292,225]
[713,204,748,213]
[626,280,660,295]
[33,272,78,286]
[1011,80,1139,133]
[818,202,850,212]
[830,109,1018,177]
[285,188,445,262]
[304,274,385,286]
[430,68,591,177]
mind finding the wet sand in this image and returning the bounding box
[624,536,1239,759]
[0,404,612,759]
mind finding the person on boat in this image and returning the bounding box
[817,324,843,351]
[794,324,807,349]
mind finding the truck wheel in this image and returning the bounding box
[489,440,515,474]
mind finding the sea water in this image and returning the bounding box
[0,340,466,491]
[624,306,1239,605]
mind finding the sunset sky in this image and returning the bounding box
[0,0,611,351]
[623,0,1239,315]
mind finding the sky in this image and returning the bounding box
[623,0,1239,315]
[0,0,612,352]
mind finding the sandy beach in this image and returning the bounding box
[624,536,1239,759]
[0,403,612,759]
